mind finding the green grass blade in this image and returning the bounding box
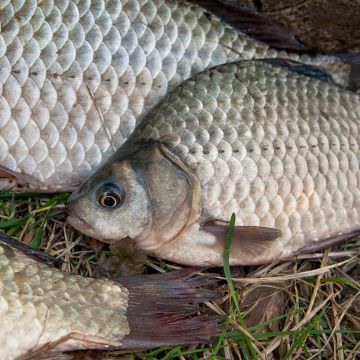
[223,213,258,359]
[223,213,239,313]
[321,277,360,291]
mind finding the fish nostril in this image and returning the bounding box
[70,181,91,199]
[66,190,84,212]
[66,198,75,214]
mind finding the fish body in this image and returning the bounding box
[243,0,360,53]
[0,0,352,191]
[68,60,360,266]
[0,241,129,359]
[0,237,219,359]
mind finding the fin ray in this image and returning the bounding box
[294,230,360,254]
[193,0,307,51]
[201,222,282,263]
[120,269,223,348]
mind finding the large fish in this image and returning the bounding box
[67,59,360,266]
[0,0,353,191]
[194,0,360,91]
[0,233,220,360]
[195,0,360,53]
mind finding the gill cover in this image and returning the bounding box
[132,142,202,251]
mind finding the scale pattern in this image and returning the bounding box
[139,61,360,251]
[0,243,129,359]
[0,0,349,189]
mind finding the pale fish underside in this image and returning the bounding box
[0,0,351,191]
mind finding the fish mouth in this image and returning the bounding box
[66,205,104,240]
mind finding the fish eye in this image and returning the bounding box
[97,183,124,209]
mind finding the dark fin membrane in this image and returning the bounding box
[192,0,308,51]
[294,229,360,255]
[0,231,61,265]
[119,269,223,348]
[262,58,334,83]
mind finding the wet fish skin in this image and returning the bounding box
[68,60,360,266]
[0,0,351,191]
[0,242,129,359]
[0,239,220,359]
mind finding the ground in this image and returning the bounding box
[0,189,359,359]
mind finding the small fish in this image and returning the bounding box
[67,59,360,266]
[0,234,220,360]
[0,0,354,191]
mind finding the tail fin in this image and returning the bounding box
[119,269,223,348]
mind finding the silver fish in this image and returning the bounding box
[0,0,352,191]
[0,235,219,359]
[67,59,360,266]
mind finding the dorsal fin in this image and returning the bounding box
[262,58,334,83]
[192,0,308,51]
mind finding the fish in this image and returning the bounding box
[195,0,360,53]
[0,0,354,192]
[194,0,360,92]
[67,59,360,266]
[0,233,220,360]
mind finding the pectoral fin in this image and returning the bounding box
[155,222,283,266]
[201,222,282,262]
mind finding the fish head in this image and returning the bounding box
[67,140,202,251]
[67,152,151,243]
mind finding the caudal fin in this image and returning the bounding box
[119,269,223,348]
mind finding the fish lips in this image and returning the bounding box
[66,205,105,240]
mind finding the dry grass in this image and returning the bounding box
[0,190,359,359]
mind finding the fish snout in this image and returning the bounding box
[66,200,103,240]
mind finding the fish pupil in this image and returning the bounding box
[100,191,120,208]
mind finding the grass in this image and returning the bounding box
[0,187,359,359]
